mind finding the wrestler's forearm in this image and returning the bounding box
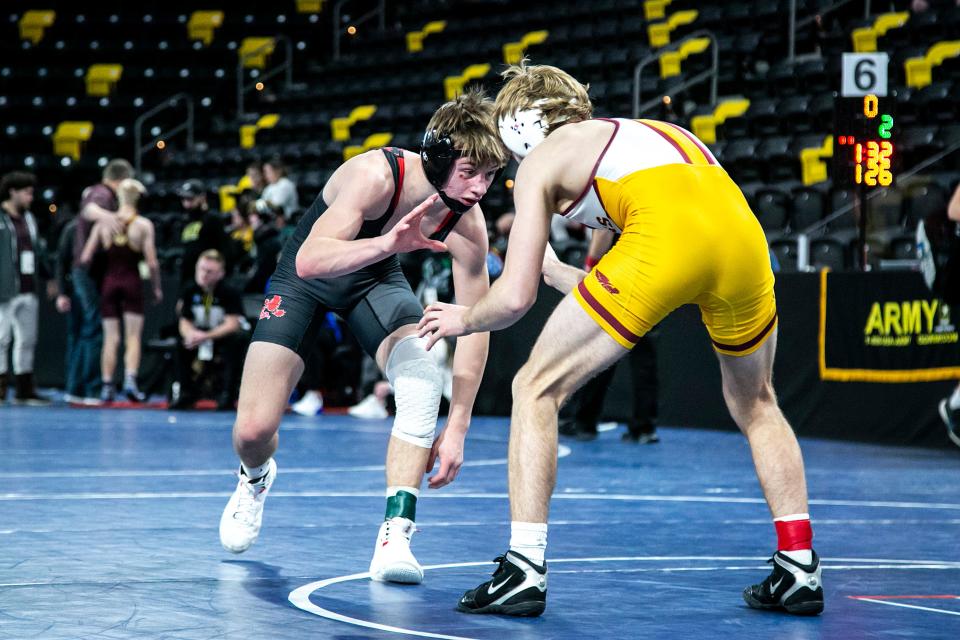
[295,235,392,279]
[446,332,489,432]
[463,277,533,333]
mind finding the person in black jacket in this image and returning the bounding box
[176,179,231,286]
[936,183,960,449]
[0,171,50,405]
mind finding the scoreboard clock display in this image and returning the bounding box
[834,93,896,188]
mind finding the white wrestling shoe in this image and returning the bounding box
[369,516,423,584]
[219,459,277,553]
[348,394,388,420]
[292,390,324,416]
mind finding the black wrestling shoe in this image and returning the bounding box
[743,550,824,615]
[457,551,547,617]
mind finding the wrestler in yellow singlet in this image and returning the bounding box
[567,117,777,355]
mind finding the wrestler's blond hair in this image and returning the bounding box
[426,87,510,169]
[117,178,146,208]
[494,60,593,133]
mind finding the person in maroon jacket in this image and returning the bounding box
[70,159,134,402]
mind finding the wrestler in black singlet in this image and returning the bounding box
[251,148,465,359]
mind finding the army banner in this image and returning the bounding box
[819,270,960,382]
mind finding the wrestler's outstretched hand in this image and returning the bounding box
[383,194,447,254]
[418,302,469,350]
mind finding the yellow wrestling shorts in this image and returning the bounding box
[572,163,777,356]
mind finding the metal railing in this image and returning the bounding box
[787,0,871,61]
[632,30,718,119]
[794,141,960,271]
[237,35,294,119]
[133,93,194,175]
[333,0,386,60]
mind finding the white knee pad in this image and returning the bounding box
[385,335,443,449]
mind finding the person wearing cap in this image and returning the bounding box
[217,89,509,588]
[177,179,230,287]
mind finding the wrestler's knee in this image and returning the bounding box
[233,409,280,447]
[512,361,563,415]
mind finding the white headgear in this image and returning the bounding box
[498,106,548,160]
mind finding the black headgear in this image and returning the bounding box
[420,128,472,214]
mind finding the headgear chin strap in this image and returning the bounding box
[420,129,472,214]
[498,107,548,159]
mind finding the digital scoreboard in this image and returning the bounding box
[834,93,896,188]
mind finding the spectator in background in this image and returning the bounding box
[170,250,245,411]
[243,198,284,294]
[936,182,960,449]
[552,231,659,443]
[227,197,256,268]
[243,162,266,196]
[911,0,960,12]
[543,230,660,444]
[55,216,101,405]
[260,156,299,219]
[81,179,161,403]
[73,159,134,400]
[0,171,50,405]
[348,357,392,419]
[177,179,231,286]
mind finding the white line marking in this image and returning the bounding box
[4,446,572,480]
[289,556,960,639]
[289,568,483,640]
[853,598,960,616]
[7,519,960,536]
[4,490,959,510]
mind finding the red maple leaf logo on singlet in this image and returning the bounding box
[259,295,286,320]
[595,270,620,294]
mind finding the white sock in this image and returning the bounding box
[124,372,137,387]
[781,549,813,565]
[386,485,419,499]
[949,386,960,410]
[510,521,547,566]
[241,460,272,483]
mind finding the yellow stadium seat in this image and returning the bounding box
[85,64,122,97]
[52,121,93,161]
[503,30,549,64]
[690,98,750,145]
[344,133,393,162]
[851,11,908,53]
[406,21,446,53]
[19,10,55,44]
[659,36,710,78]
[330,105,377,142]
[800,136,833,186]
[905,40,960,89]
[296,0,324,12]
[644,0,673,21]
[240,37,276,69]
[219,185,241,213]
[648,9,698,49]
[239,114,280,149]
[187,11,224,46]
[444,64,491,100]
